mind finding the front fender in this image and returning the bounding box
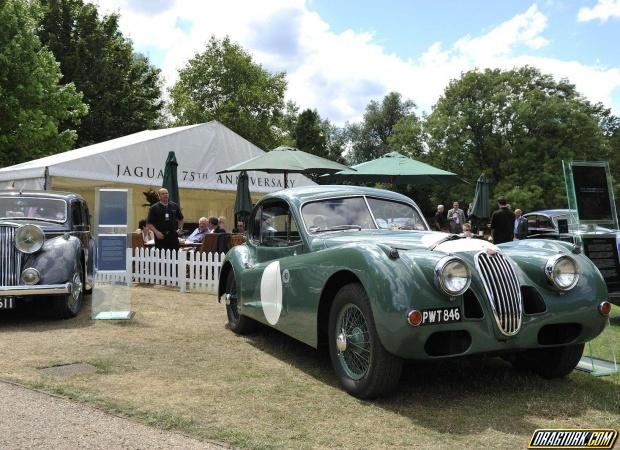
[22,235,81,285]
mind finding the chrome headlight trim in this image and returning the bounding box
[434,256,471,297]
[14,224,45,254]
[545,254,579,291]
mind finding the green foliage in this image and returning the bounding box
[346,92,416,164]
[37,0,164,147]
[0,0,87,168]
[425,67,612,211]
[295,109,327,158]
[387,114,425,159]
[169,36,287,150]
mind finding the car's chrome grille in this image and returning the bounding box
[0,225,21,287]
[476,251,522,336]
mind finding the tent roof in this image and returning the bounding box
[0,122,314,193]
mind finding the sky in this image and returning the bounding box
[93,0,620,125]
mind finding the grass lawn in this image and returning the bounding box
[1,287,618,449]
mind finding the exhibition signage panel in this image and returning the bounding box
[563,160,619,376]
[93,188,134,320]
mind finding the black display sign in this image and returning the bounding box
[97,235,127,271]
[572,165,613,222]
[582,236,620,294]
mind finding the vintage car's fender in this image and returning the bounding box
[22,235,82,285]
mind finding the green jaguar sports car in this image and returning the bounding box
[218,186,611,398]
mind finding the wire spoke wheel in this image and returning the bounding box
[336,303,371,380]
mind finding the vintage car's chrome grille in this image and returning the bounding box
[0,225,21,287]
[476,251,523,336]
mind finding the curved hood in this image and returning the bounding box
[313,230,500,255]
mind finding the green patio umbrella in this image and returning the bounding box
[470,173,491,219]
[234,171,253,219]
[324,151,461,185]
[217,146,351,188]
[162,151,180,206]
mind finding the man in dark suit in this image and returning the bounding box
[490,196,515,244]
[209,216,225,233]
[513,208,528,240]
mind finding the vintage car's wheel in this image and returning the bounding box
[225,270,256,334]
[54,260,84,319]
[510,343,585,379]
[328,283,403,399]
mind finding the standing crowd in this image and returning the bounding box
[434,196,528,243]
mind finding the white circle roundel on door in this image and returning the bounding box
[260,261,283,325]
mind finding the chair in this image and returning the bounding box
[130,232,145,250]
[200,233,219,253]
[230,234,246,248]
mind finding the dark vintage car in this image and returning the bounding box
[524,209,620,305]
[0,191,95,318]
[219,186,611,398]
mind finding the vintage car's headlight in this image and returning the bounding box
[14,224,45,254]
[21,268,40,285]
[435,257,471,296]
[545,254,579,291]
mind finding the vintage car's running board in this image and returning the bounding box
[0,283,72,296]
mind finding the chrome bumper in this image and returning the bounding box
[0,283,72,296]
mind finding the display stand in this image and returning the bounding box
[563,161,619,375]
[92,188,134,320]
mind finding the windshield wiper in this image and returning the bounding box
[311,224,362,233]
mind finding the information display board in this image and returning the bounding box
[93,188,133,320]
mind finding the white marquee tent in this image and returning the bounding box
[0,121,315,228]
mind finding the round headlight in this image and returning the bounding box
[435,257,471,296]
[545,254,579,291]
[21,268,40,285]
[14,224,44,254]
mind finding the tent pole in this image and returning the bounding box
[284,172,288,189]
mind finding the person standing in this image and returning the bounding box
[490,196,515,244]
[513,208,529,240]
[434,205,449,232]
[146,188,184,250]
[447,201,466,234]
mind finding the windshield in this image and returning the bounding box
[0,197,67,222]
[301,196,427,233]
[366,197,427,231]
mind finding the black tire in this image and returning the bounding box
[225,269,256,334]
[510,343,585,379]
[54,259,84,319]
[328,283,403,399]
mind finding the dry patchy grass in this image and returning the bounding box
[0,287,619,449]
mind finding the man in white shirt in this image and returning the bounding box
[186,217,211,243]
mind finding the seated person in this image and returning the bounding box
[232,220,246,234]
[218,216,227,233]
[210,216,225,234]
[135,219,154,243]
[186,217,211,243]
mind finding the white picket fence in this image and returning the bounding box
[96,248,225,293]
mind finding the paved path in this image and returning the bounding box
[0,381,228,450]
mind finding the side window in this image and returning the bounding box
[82,202,90,227]
[71,200,83,226]
[526,215,538,228]
[249,206,262,242]
[538,216,553,229]
[260,202,301,247]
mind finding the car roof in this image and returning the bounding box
[260,185,417,207]
[524,209,570,218]
[0,190,82,201]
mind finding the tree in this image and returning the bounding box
[0,0,87,167]
[387,114,425,159]
[37,0,164,147]
[425,67,612,211]
[346,92,416,163]
[169,36,287,150]
[295,109,327,158]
